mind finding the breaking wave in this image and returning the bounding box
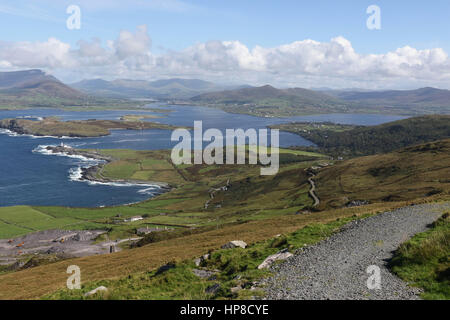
[33,144,163,197]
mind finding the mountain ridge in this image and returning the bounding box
[190,84,352,116]
[333,87,450,107]
[0,69,86,104]
[71,78,243,99]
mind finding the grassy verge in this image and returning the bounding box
[44,214,370,300]
[389,212,449,300]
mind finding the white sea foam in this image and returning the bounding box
[68,167,83,181]
[32,144,54,155]
[0,128,19,137]
[33,144,163,196]
[17,116,44,121]
[137,186,159,195]
[0,128,80,139]
[32,145,98,162]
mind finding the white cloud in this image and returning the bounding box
[114,25,152,60]
[1,25,450,89]
[0,38,72,69]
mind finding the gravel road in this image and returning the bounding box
[264,202,450,300]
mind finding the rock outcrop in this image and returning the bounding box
[221,240,247,249]
[257,248,293,269]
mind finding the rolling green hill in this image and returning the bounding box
[272,115,450,156]
[315,138,450,209]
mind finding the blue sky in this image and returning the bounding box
[1,0,450,88]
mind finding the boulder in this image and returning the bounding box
[84,286,108,297]
[194,253,210,266]
[257,249,293,269]
[192,268,217,279]
[221,240,247,249]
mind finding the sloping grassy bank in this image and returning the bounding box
[389,212,450,300]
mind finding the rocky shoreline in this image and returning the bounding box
[45,145,171,189]
[0,119,35,135]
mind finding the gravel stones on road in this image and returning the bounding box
[264,202,450,300]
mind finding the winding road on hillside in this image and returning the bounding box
[306,169,320,207]
[264,202,450,300]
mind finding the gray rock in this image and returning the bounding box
[84,286,108,297]
[221,240,247,249]
[192,268,217,279]
[202,253,211,260]
[257,248,293,269]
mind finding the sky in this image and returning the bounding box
[1,0,450,89]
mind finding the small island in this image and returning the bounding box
[0,117,185,138]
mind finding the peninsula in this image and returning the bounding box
[0,117,185,138]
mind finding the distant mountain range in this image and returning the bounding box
[331,87,450,108]
[1,69,450,115]
[190,85,354,116]
[0,69,85,101]
[71,78,248,99]
[0,70,140,109]
[191,85,450,116]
